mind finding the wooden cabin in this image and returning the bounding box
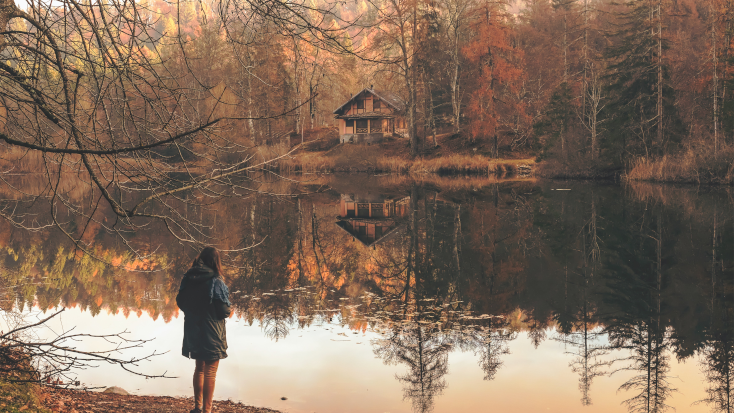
[336,194,410,247]
[333,88,407,144]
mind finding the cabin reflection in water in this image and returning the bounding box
[336,193,410,247]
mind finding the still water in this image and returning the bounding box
[4,175,733,413]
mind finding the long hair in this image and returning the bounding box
[195,247,223,277]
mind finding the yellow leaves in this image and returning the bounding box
[162,16,177,37]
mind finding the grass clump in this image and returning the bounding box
[625,146,734,185]
[0,379,51,413]
[271,143,534,176]
[410,155,532,175]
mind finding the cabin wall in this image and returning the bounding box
[344,92,394,116]
[337,91,407,143]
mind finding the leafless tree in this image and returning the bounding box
[0,309,169,386]
[0,0,355,260]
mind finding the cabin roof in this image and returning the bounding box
[335,219,404,248]
[333,88,406,115]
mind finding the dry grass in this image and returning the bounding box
[269,144,535,176]
[625,146,734,185]
[409,155,533,175]
[279,152,337,173]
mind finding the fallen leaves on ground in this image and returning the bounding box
[40,386,283,413]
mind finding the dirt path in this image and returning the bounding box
[41,387,283,413]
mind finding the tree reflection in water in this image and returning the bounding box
[468,318,514,382]
[602,209,676,413]
[366,184,521,411]
[1,176,733,413]
[373,324,450,413]
[553,193,610,406]
[696,203,734,413]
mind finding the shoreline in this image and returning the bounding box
[40,386,284,413]
[274,130,733,186]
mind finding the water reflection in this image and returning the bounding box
[336,193,410,247]
[2,177,733,412]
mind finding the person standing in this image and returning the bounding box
[176,247,231,413]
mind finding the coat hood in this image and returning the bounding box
[182,260,217,283]
[178,260,231,306]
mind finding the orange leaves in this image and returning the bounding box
[110,255,123,267]
[462,2,526,141]
[123,257,157,271]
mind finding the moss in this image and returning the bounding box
[0,378,51,413]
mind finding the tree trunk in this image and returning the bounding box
[453,205,462,278]
[409,3,419,156]
[0,0,18,54]
[563,11,568,83]
[583,0,592,158]
[423,69,438,148]
[246,49,256,139]
[712,205,717,315]
[656,0,664,150]
[451,22,461,134]
[713,2,719,156]
[724,11,731,145]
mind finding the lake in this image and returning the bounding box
[3,174,732,413]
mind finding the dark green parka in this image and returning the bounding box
[176,261,231,361]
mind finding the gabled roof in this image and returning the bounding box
[333,88,406,115]
[335,219,405,248]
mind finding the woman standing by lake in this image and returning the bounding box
[176,247,231,413]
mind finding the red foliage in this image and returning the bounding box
[462,2,526,142]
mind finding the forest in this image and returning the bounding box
[1,0,733,184]
[2,0,734,411]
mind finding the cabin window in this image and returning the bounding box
[346,202,355,217]
[356,119,368,133]
[373,100,381,110]
[356,99,364,109]
[345,119,354,132]
[357,203,369,217]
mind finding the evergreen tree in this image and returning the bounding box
[603,0,682,163]
[534,82,574,161]
[723,52,734,141]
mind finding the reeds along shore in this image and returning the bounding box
[277,154,532,175]
[625,146,734,185]
[262,144,535,176]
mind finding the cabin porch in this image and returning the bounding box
[338,116,401,144]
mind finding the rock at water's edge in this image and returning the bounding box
[102,386,130,395]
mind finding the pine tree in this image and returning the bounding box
[534,82,574,161]
[723,40,734,141]
[603,0,681,163]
